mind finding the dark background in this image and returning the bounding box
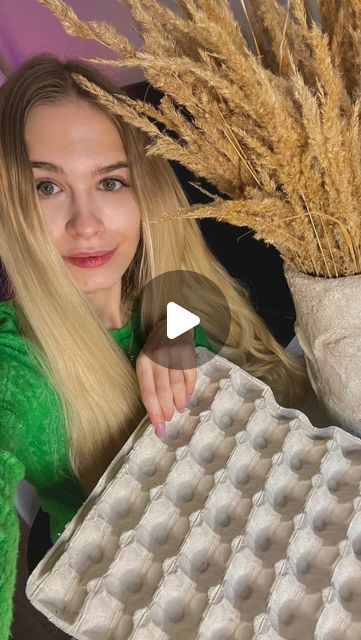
[0,81,296,347]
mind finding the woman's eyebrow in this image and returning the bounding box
[30,160,128,176]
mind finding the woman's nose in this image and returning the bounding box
[66,195,104,237]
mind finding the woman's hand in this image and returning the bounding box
[135,318,197,437]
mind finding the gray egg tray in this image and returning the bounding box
[26,347,361,639]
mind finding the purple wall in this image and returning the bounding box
[0,0,258,87]
[0,0,146,86]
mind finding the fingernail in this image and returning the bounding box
[186,394,192,403]
[154,422,166,438]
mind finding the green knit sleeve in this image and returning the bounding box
[0,448,25,640]
[193,324,216,352]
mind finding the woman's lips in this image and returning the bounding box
[63,248,116,268]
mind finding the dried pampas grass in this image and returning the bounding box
[38,0,361,277]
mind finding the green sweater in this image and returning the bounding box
[0,300,213,640]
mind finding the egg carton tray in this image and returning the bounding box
[26,346,361,640]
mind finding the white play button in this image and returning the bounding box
[138,270,231,368]
[166,302,200,339]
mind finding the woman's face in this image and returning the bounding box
[24,97,141,317]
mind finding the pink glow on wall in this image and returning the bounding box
[0,0,145,87]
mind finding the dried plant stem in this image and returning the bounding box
[300,189,331,278]
[279,0,290,74]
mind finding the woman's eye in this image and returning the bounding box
[100,178,125,191]
[36,181,61,197]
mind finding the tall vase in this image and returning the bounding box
[284,264,361,437]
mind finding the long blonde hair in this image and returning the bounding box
[0,54,306,494]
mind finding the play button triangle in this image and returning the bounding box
[166,302,200,339]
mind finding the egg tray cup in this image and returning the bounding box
[26,347,361,640]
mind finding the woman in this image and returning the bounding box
[0,54,306,639]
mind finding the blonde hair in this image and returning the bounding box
[0,54,306,494]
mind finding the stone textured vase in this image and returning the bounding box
[284,264,361,436]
